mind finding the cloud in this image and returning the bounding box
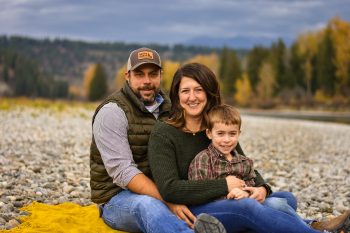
[0,0,349,44]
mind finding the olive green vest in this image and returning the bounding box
[90,83,171,204]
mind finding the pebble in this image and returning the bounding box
[0,107,349,229]
[7,219,20,228]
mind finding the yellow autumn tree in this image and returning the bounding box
[114,64,127,90]
[185,53,219,76]
[83,64,97,98]
[162,60,180,92]
[329,16,350,96]
[296,32,319,98]
[68,85,82,99]
[256,62,276,102]
[234,73,253,106]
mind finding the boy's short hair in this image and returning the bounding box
[207,104,241,130]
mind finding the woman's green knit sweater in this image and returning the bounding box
[148,121,269,205]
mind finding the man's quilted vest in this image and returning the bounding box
[90,83,171,204]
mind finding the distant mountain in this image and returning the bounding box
[185,36,293,49]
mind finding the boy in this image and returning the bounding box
[188,104,350,232]
[188,104,254,200]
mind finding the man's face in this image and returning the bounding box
[126,64,162,106]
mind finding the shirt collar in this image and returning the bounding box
[208,143,247,163]
[208,143,237,158]
[144,94,163,113]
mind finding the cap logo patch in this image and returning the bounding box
[138,51,154,60]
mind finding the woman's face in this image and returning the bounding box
[178,76,207,119]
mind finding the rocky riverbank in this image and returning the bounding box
[0,106,349,230]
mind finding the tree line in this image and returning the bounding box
[224,17,350,108]
[0,49,68,98]
[1,16,349,107]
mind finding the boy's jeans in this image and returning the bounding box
[264,192,312,227]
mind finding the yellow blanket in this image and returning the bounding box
[0,202,126,233]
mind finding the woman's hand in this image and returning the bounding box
[226,175,246,192]
[243,186,267,203]
[165,202,196,228]
[227,188,250,200]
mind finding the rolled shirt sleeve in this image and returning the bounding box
[93,102,142,189]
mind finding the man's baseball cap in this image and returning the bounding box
[127,47,162,72]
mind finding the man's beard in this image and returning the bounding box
[135,84,160,106]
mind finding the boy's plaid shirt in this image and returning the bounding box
[188,143,256,187]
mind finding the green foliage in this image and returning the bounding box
[2,64,9,82]
[219,46,242,96]
[88,63,108,101]
[0,48,69,98]
[269,39,287,93]
[316,28,336,96]
[284,43,304,88]
[0,35,229,89]
[14,55,39,96]
[246,46,269,91]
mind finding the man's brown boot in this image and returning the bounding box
[311,210,350,233]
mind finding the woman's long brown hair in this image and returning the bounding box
[167,63,222,128]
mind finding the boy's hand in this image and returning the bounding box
[243,186,267,203]
[226,175,246,192]
[227,188,250,200]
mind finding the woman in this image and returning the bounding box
[148,63,349,233]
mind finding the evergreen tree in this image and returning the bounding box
[54,80,69,98]
[14,56,39,96]
[2,64,9,82]
[287,43,304,88]
[219,46,242,96]
[246,46,269,91]
[270,39,287,93]
[88,63,108,101]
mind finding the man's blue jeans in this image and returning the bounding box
[101,190,193,233]
[189,191,318,233]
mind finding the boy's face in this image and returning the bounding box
[206,122,241,156]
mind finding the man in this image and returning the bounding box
[90,47,226,233]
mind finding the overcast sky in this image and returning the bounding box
[0,0,349,45]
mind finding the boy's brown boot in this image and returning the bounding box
[310,210,350,233]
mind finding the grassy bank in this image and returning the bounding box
[0,97,98,111]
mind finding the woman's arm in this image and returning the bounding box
[148,124,228,205]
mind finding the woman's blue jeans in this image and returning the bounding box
[189,191,318,233]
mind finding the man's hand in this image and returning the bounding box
[225,176,246,192]
[243,186,267,203]
[128,174,197,227]
[165,202,196,229]
[227,188,250,200]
